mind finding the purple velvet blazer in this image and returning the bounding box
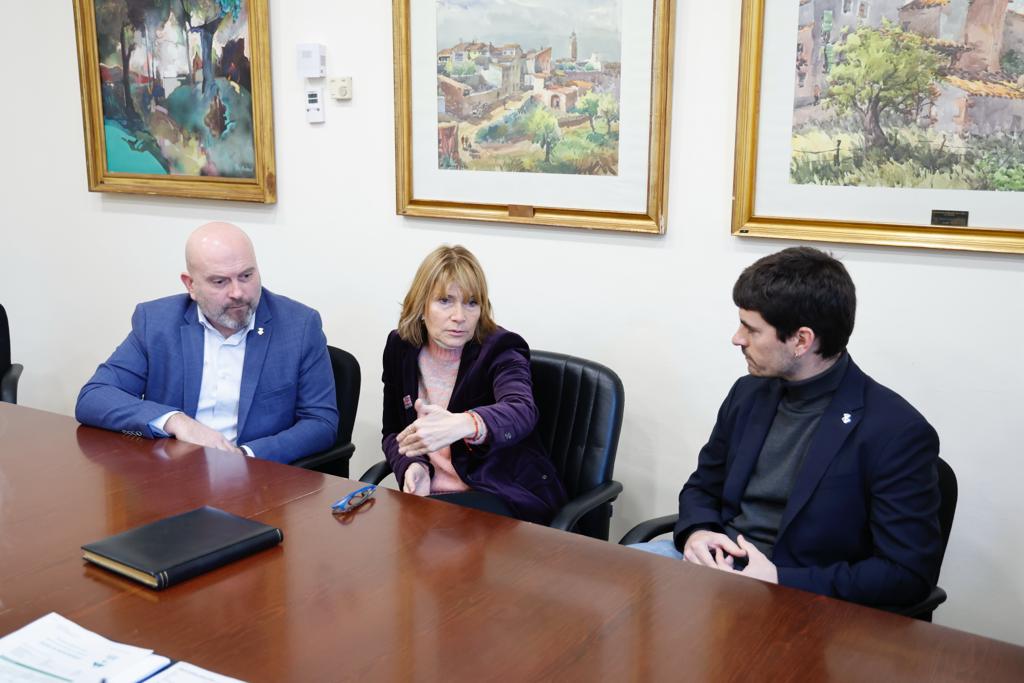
[381,327,567,524]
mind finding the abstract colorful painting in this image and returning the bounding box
[435,0,623,176]
[73,0,275,202]
[791,0,1024,192]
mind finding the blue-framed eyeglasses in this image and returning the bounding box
[331,485,377,514]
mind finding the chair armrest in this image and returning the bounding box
[618,514,679,546]
[360,460,394,485]
[549,480,623,532]
[290,442,355,478]
[882,587,947,621]
[1,363,23,404]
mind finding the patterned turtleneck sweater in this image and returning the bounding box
[417,339,488,494]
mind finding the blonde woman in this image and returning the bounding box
[381,245,566,523]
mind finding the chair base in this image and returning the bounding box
[291,442,354,478]
[878,587,947,622]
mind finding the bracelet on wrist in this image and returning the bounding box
[465,411,481,444]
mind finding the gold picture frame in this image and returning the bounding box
[393,0,675,234]
[72,0,276,203]
[733,0,1024,254]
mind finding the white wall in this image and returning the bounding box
[2,3,1022,646]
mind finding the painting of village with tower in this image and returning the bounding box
[792,0,1024,192]
[435,0,622,175]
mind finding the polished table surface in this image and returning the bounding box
[1,402,1022,682]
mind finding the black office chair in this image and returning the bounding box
[360,349,625,539]
[1,303,23,404]
[618,457,958,622]
[291,346,360,478]
[887,457,957,621]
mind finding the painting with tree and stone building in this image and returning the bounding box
[791,0,1024,192]
[435,0,622,175]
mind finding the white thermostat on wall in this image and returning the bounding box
[329,77,353,101]
[297,43,326,78]
[305,87,325,123]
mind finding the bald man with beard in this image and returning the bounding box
[76,222,338,463]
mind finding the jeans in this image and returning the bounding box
[628,539,683,559]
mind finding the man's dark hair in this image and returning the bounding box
[732,246,856,359]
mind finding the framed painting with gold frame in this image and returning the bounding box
[72,0,276,203]
[394,0,674,234]
[733,0,1024,254]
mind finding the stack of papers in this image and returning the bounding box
[0,613,245,682]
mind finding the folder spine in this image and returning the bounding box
[157,527,283,589]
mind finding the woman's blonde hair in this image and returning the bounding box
[397,245,497,346]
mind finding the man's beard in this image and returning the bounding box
[213,304,255,331]
[209,291,260,332]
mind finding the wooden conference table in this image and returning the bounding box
[1,403,1021,682]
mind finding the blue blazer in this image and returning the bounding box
[75,289,338,463]
[675,357,942,606]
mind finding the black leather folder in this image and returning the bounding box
[82,506,283,590]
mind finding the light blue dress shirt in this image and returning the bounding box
[149,307,256,456]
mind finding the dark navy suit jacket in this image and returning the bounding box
[381,328,567,524]
[75,289,338,463]
[675,357,942,606]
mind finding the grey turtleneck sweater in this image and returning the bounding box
[726,353,850,558]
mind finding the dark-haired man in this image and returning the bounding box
[634,247,942,607]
